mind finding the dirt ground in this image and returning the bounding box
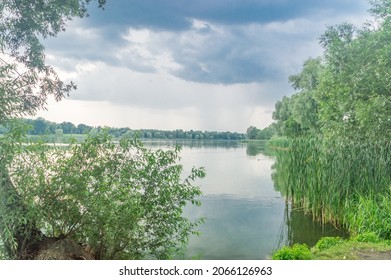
[33,238,94,260]
[355,249,391,260]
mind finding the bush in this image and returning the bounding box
[8,132,205,259]
[314,237,343,251]
[272,244,312,260]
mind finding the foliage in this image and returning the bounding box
[272,244,312,260]
[351,232,382,243]
[0,0,203,261]
[272,58,323,137]
[272,137,391,226]
[7,132,205,259]
[270,2,391,260]
[0,1,107,123]
[18,118,247,140]
[317,20,391,140]
[369,0,391,22]
[314,237,343,251]
[271,1,391,141]
[269,2,391,252]
[246,125,276,140]
[344,193,391,239]
[1,0,210,259]
[1,2,108,258]
[0,120,36,259]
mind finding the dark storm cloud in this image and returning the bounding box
[43,0,369,86]
[38,1,372,131]
[85,0,368,30]
[170,30,281,84]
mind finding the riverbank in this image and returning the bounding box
[313,240,391,260]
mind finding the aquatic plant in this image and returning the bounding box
[272,137,391,230]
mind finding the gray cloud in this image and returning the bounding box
[84,0,368,30]
[38,0,371,131]
[43,0,369,85]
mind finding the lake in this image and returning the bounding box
[145,140,347,260]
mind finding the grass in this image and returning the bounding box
[312,240,391,260]
[344,193,391,239]
[273,235,391,260]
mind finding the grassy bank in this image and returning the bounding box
[273,234,391,260]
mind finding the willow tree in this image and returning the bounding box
[0,0,104,259]
[273,0,391,141]
[0,0,107,120]
[0,0,105,258]
[1,0,205,260]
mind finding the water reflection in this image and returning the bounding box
[274,202,349,251]
[144,140,347,259]
[246,140,267,156]
[183,196,285,260]
[143,139,245,150]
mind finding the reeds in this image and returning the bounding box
[273,137,391,230]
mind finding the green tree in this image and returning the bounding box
[76,123,92,134]
[317,20,391,140]
[0,0,102,259]
[272,95,304,137]
[273,2,391,141]
[256,125,275,140]
[60,121,77,134]
[272,58,322,137]
[0,0,107,121]
[0,125,7,134]
[289,58,323,92]
[246,126,260,139]
[32,117,48,135]
[246,125,275,140]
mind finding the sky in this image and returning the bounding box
[37,0,371,132]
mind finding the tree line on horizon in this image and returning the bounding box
[0,117,250,140]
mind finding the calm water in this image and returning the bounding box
[145,140,346,260]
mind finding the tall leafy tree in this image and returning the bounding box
[318,20,391,139]
[0,0,105,122]
[272,95,304,137]
[0,0,106,259]
[288,58,323,135]
[273,0,391,141]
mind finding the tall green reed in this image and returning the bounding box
[273,137,391,228]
